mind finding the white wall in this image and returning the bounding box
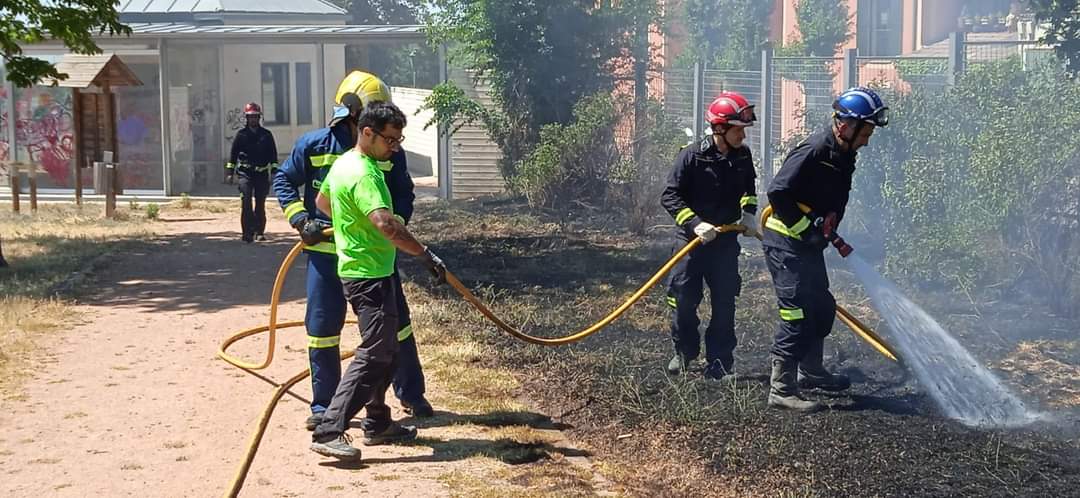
[221,43,345,161]
[390,87,437,177]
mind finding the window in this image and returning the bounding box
[261,63,290,125]
[295,62,312,125]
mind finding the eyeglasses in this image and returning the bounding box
[373,130,405,147]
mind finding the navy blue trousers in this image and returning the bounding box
[763,246,835,361]
[665,234,741,368]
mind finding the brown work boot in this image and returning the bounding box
[798,340,851,392]
[768,357,823,413]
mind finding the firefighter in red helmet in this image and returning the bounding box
[660,91,760,380]
[226,102,278,242]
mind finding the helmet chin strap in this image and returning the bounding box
[712,125,737,152]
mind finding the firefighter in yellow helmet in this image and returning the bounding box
[273,71,433,442]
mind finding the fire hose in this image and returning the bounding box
[217,221,899,496]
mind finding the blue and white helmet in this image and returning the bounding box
[833,87,889,127]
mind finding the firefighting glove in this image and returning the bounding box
[417,247,447,285]
[739,211,760,239]
[806,216,829,250]
[300,219,333,246]
[224,172,235,185]
[691,220,718,243]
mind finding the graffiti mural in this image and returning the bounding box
[224,106,245,143]
[0,86,75,185]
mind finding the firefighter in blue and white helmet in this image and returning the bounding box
[760,86,888,412]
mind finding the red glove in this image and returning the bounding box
[822,212,839,240]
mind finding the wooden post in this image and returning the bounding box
[75,157,84,206]
[72,87,83,205]
[11,167,20,213]
[104,163,116,219]
[27,163,37,212]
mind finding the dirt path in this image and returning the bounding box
[0,211,588,497]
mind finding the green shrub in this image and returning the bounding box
[510,93,621,208]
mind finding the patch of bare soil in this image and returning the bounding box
[0,207,607,497]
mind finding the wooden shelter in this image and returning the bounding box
[45,54,142,199]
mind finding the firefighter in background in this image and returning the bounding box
[762,87,888,412]
[661,91,760,381]
[273,71,434,432]
[226,102,278,243]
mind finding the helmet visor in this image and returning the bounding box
[725,106,757,126]
[868,107,889,127]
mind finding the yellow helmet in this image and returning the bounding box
[336,70,391,108]
[330,71,391,126]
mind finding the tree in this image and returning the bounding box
[342,0,422,24]
[424,1,630,181]
[792,0,852,56]
[680,0,772,69]
[1027,0,1080,75]
[0,1,129,87]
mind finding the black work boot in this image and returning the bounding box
[703,359,735,382]
[666,353,691,376]
[362,422,418,446]
[768,357,823,412]
[798,340,851,392]
[401,398,435,418]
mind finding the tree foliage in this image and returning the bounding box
[680,0,771,69]
[423,0,662,196]
[790,0,852,56]
[0,0,130,87]
[341,0,422,24]
[1027,0,1080,76]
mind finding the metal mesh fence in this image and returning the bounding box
[965,40,1040,65]
[857,57,949,96]
[703,69,762,150]
[768,57,842,173]
[663,67,696,132]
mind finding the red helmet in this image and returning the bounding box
[705,91,756,127]
[243,102,262,116]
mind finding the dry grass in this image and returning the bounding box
[0,204,157,393]
[160,199,234,216]
[997,341,1080,407]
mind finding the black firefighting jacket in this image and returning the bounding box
[763,126,857,253]
[227,126,278,177]
[661,136,758,239]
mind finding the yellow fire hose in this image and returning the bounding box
[218,220,898,496]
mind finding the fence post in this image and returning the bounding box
[103,162,116,219]
[75,158,84,206]
[692,61,705,140]
[10,167,20,214]
[759,45,774,187]
[948,31,965,86]
[844,48,858,88]
[436,42,453,201]
[27,163,37,212]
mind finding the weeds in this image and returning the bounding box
[179,193,192,209]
